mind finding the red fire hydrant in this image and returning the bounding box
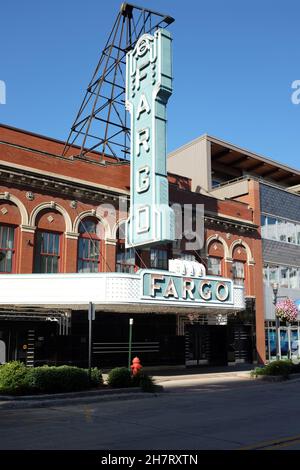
[130,357,143,376]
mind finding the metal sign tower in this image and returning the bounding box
[62,3,174,161]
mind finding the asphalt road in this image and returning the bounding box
[1,376,300,450]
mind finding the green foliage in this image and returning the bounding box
[251,360,293,378]
[0,361,29,395]
[0,362,103,395]
[107,367,132,388]
[138,373,156,393]
[26,365,91,393]
[88,367,103,387]
[130,371,156,392]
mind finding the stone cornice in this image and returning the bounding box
[0,164,129,203]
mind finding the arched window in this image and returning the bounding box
[0,225,16,273]
[34,209,64,273]
[207,240,224,276]
[0,200,21,273]
[77,218,102,273]
[232,244,247,286]
[116,224,136,273]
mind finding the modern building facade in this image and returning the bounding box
[169,134,300,363]
[0,124,262,368]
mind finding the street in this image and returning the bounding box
[1,374,300,450]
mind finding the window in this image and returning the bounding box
[150,248,168,270]
[269,266,279,285]
[264,265,300,290]
[279,267,289,288]
[116,243,136,273]
[267,217,277,240]
[261,215,267,238]
[289,268,298,289]
[34,231,60,273]
[287,222,296,244]
[232,261,245,286]
[277,219,286,243]
[0,225,15,273]
[261,214,300,246]
[207,257,221,276]
[78,219,101,273]
[180,253,196,262]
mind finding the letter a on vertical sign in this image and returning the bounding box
[125,29,175,248]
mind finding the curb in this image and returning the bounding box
[0,386,141,401]
[0,385,165,410]
[0,390,164,410]
[253,372,300,382]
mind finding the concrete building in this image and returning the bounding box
[168,134,300,362]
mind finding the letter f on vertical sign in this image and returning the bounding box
[0,81,6,105]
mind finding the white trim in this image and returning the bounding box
[29,202,72,233]
[0,192,29,225]
[206,234,230,259]
[230,238,255,265]
[73,210,111,240]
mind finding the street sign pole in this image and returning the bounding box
[88,302,95,379]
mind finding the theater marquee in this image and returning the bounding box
[125,29,175,248]
[141,270,234,307]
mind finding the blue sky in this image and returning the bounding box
[0,0,299,169]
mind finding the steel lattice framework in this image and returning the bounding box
[62,3,174,161]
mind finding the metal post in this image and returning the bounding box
[88,302,95,379]
[275,315,280,361]
[272,283,280,361]
[128,318,133,370]
[287,322,291,360]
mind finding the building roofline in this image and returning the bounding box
[0,122,125,163]
[168,133,300,177]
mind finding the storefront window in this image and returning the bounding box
[0,224,15,273]
[77,219,101,273]
[34,231,60,273]
[207,257,221,276]
[265,323,300,361]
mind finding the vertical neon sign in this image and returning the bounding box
[126,29,175,248]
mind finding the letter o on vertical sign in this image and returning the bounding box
[215,282,229,302]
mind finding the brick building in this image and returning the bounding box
[0,124,263,367]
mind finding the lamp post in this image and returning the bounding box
[272,282,280,360]
[128,318,133,370]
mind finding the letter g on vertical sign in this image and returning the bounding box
[125,29,175,248]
